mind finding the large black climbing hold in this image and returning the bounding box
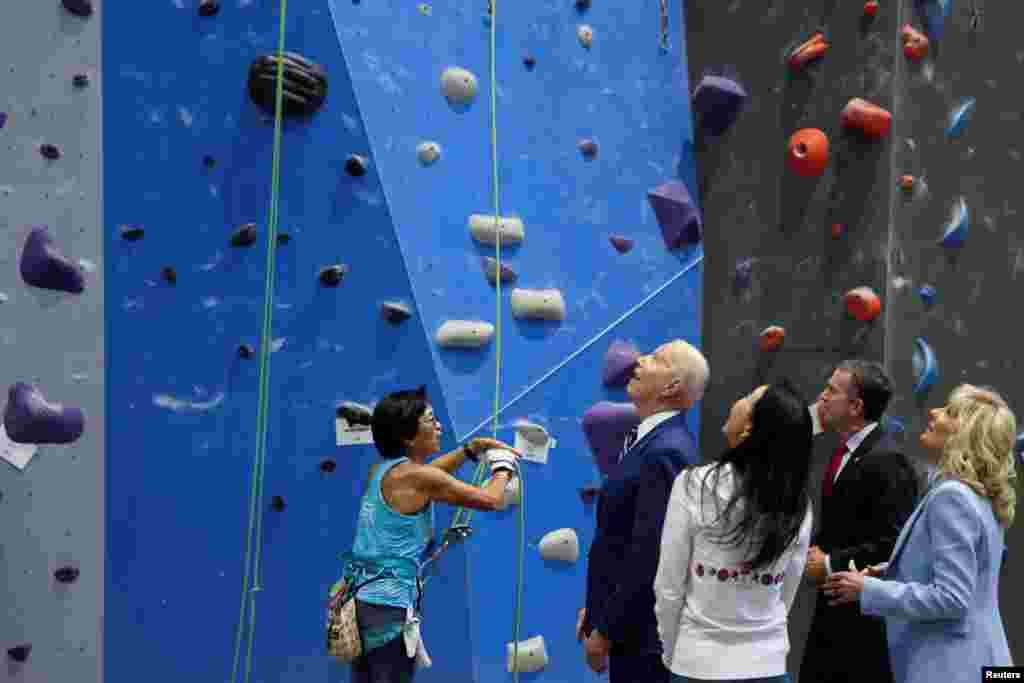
[7,644,31,663]
[54,565,80,583]
[40,143,61,160]
[120,225,144,241]
[381,301,412,324]
[247,52,328,117]
[320,458,337,473]
[198,0,220,16]
[345,154,369,177]
[319,264,349,287]
[161,266,177,284]
[230,223,257,247]
[20,226,85,294]
[271,495,286,511]
[62,0,93,18]
[3,382,85,445]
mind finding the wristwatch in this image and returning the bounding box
[462,442,479,462]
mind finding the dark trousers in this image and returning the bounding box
[609,651,671,683]
[672,675,790,683]
[351,635,415,683]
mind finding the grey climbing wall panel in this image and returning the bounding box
[0,0,104,681]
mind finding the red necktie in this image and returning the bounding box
[822,441,847,497]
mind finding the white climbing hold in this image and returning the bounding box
[515,421,549,446]
[416,141,442,165]
[577,24,594,49]
[468,214,525,246]
[510,288,566,321]
[435,320,495,348]
[538,528,579,563]
[441,67,479,106]
[507,635,548,673]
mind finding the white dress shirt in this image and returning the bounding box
[824,421,877,575]
[635,410,680,445]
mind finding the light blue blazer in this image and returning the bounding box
[860,477,1012,683]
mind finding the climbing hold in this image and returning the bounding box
[436,320,495,349]
[692,75,747,136]
[481,256,517,285]
[247,52,328,117]
[913,0,950,41]
[786,128,829,177]
[602,340,640,387]
[582,401,641,476]
[759,326,785,352]
[787,31,828,71]
[319,264,349,286]
[468,214,525,246]
[336,402,372,425]
[320,458,337,473]
[271,495,286,512]
[6,644,31,663]
[237,343,255,359]
[831,223,845,239]
[230,223,257,247]
[577,25,594,49]
[884,416,906,438]
[203,155,216,168]
[20,226,85,294]
[523,55,536,70]
[901,24,929,61]
[912,337,938,396]
[54,565,80,583]
[380,301,412,324]
[608,235,634,253]
[899,175,916,192]
[939,196,968,248]
[276,231,290,245]
[72,73,90,88]
[946,97,976,139]
[507,635,548,673]
[734,257,754,290]
[863,0,880,17]
[538,528,579,563]
[40,143,61,160]
[511,289,566,321]
[198,0,220,16]
[344,154,369,177]
[3,383,85,445]
[120,225,144,241]
[575,0,590,10]
[417,2,431,15]
[440,67,478,107]
[161,266,177,285]
[0,112,7,129]
[62,0,93,18]
[578,138,599,160]
[844,286,882,322]
[840,98,892,139]
[918,284,937,307]
[647,182,703,249]
[515,421,550,446]
[416,142,442,166]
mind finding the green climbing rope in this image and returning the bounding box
[230,0,289,681]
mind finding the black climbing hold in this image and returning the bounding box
[161,266,177,284]
[198,0,220,16]
[575,0,590,10]
[271,495,286,511]
[3,383,85,445]
[320,459,336,473]
[120,225,144,241]
[230,222,257,247]
[247,52,328,117]
[319,264,349,287]
[578,138,599,160]
[20,226,85,294]
[237,344,255,359]
[40,143,61,160]
[336,402,372,425]
[54,565,80,583]
[72,73,90,88]
[381,301,412,324]
[276,231,290,245]
[344,154,369,177]
[202,155,216,168]
[7,644,31,663]
[62,0,93,18]
[523,55,536,70]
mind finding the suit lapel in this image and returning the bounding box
[627,412,687,458]
[833,425,883,491]
[888,480,945,568]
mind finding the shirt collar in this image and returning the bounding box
[635,410,680,443]
[843,421,878,453]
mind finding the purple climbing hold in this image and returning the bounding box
[0,112,7,129]
[3,383,85,445]
[40,143,61,160]
[602,340,640,387]
[608,235,634,253]
[734,257,755,290]
[20,226,85,294]
[62,0,93,17]
[6,644,31,663]
[693,75,747,136]
[647,181,702,249]
[582,401,641,477]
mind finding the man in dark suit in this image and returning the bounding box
[576,339,708,683]
[800,360,920,683]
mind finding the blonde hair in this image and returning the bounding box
[936,384,1018,528]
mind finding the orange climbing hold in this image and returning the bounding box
[841,98,891,139]
[759,326,786,352]
[787,32,829,71]
[899,175,915,192]
[786,128,829,177]
[844,286,882,322]
[831,223,845,239]
[863,1,879,18]
[901,24,929,62]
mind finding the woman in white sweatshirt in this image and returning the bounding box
[654,381,814,683]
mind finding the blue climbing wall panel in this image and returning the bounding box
[103,1,700,682]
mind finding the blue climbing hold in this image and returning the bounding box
[3,383,85,445]
[914,0,951,41]
[940,197,968,248]
[946,97,976,138]
[885,416,906,439]
[919,284,937,307]
[693,75,747,136]
[20,226,86,293]
[734,257,755,291]
[912,337,938,396]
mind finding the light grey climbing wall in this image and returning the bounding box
[0,0,103,680]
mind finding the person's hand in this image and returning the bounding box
[466,437,520,462]
[575,608,586,642]
[806,546,828,585]
[484,447,519,476]
[823,570,866,606]
[864,563,886,578]
[583,630,610,673]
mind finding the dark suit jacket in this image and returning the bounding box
[583,411,698,655]
[800,424,920,683]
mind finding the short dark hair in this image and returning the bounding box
[836,360,893,422]
[371,386,428,459]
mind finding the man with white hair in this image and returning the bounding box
[576,339,709,683]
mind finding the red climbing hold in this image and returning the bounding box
[840,98,892,139]
[786,128,829,177]
[787,32,829,70]
[901,24,929,61]
[844,286,882,322]
[759,326,785,352]
[863,1,880,17]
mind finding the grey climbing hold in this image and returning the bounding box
[510,288,566,321]
[198,0,220,16]
[515,421,550,446]
[319,264,349,287]
[578,138,599,160]
[230,223,257,247]
[40,143,61,160]
[608,235,634,253]
[336,401,372,425]
[577,24,594,49]
[381,301,412,324]
[416,142,442,166]
[436,320,495,349]
[20,226,85,293]
[538,528,579,563]
[482,256,517,285]
[248,52,328,117]
[440,67,479,107]
[120,225,144,241]
[161,266,177,284]
[345,154,369,177]
[62,0,93,18]
[3,382,85,445]
[6,644,31,663]
[506,635,548,673]
[469,214,524,246]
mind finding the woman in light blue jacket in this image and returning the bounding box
[824,383,1017,683]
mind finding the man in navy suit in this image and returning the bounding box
[576,339,708,682]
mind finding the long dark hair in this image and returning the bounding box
[691,380,813,571]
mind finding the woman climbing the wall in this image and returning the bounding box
[653,380,814,683]
[338,385,520,683]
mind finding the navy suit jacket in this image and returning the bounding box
[583,411,698,654]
